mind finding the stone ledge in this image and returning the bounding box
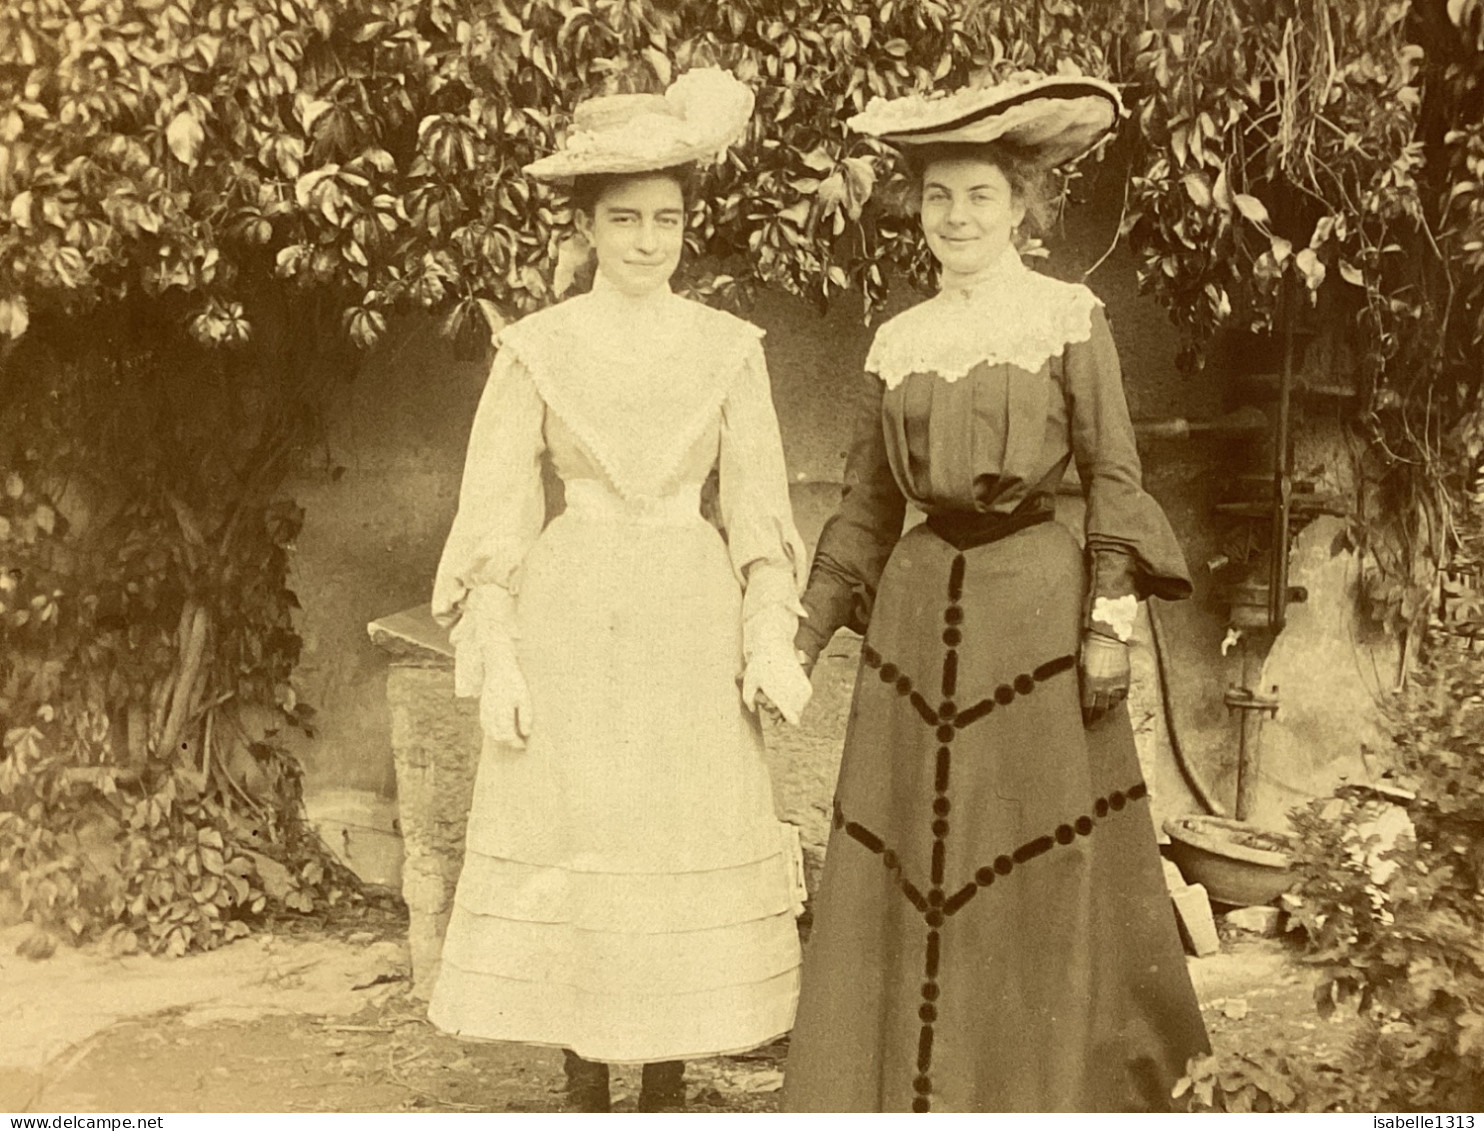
[367,604,454,667]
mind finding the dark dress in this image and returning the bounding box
[783,260,1210,1112]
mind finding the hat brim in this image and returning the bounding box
[524,68,754,183]
[852,77,1123,168]
[523,142,722,182]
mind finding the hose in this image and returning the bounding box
[1147,599,1230,817]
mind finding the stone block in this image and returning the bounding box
[1222,905,1282,937]
[762,634,856,893]
[1162,856,1188,894]
[386,664,481,997]
[369,606,482,999]
[1171,882,1220,957]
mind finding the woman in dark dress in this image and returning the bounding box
[783,75,1210,1112]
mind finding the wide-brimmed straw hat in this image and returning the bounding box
[848,72,1124,168]
[524,68,755,181]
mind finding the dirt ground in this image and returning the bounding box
[23,1011,790,1114]
[3,900,1363,1115]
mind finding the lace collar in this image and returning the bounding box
[866,247,1101,389]
[496,274,762,499]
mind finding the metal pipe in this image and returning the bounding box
[1147,600,1229,817]
[1226,644,1280,822]
[1133,406,1269,442]
[1269,276,1296,630]
[1235,644,1260,821]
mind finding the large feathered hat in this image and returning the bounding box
[524,68,755,181]
[848,72,1124,168]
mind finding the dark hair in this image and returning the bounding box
[896,141,1058,234]
[568,164,698,216]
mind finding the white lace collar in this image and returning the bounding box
[496,277,761,499]
[866,247,1101,389]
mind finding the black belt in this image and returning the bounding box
[924,507,1053,551]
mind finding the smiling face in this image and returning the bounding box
[575,173,687,297]
[918,156,1027,282]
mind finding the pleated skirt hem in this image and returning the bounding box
[429,959,799,1064]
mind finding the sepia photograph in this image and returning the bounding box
[2,0,1482,1115]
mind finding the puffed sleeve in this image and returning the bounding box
[717,339,810,663]
[431,344,547,642]
[1064,305,1193,615]
[795,369,908,665]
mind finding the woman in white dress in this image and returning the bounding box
[427,70,813,1112]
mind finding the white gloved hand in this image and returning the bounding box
[741,645,813,726]
[480,638,533,747]
[450,586,531,747]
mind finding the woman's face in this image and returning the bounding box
[918,157,1026,280]
[576,174,686,297]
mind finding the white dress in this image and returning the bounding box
[427,275,806,1063]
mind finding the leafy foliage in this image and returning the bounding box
[1174,1049,1305,1112]
[1121,0,1484,635]
[0,299,357,953]
[1184,500,1484,1114]
[1124,0,1424,356]
[0,0,1127,347]
[1283,478,1484,1110]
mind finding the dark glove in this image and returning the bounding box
[793,624,824,679]
[1079,629,1130,727]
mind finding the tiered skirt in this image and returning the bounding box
[428,483,801,1062]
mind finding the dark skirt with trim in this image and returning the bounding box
[782,519,1209,1112]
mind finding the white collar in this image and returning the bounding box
[936,243,1029,300]
[495,278,763,499]
[867,252,1101,388]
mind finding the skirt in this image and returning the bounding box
[783,519,1208,1111]
[428,480,802,1063]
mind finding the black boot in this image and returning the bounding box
[563,1050,610,1112]
[638,1060,686,1112]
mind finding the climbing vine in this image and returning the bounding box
[0,291,354,953]
[1120,0,1484,639]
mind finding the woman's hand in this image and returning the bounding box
[450,590,532,746]
[753,690,785,725]
[742,648,813,726]
[1079,629,1129,726]
[480,643,533,747]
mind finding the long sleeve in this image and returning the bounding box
[1064,306,1193,609]
[431,346,547,635]
[795,370,908,664]
[717,340,809,662]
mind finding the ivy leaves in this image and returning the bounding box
[1122,0,1440,371]
[165,108,205,168]
[0,0,1128,346]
